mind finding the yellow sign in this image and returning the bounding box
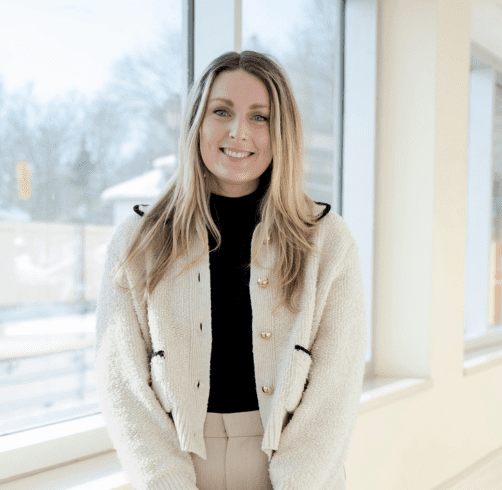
[16,160,31,201]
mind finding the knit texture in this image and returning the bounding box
[95,191,367,490]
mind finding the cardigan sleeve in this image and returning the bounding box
[94,221,199,490]
[268,241,368,490]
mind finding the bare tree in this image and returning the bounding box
[106,29,182,125]
[2,85,91,222]
[89,28,183,189]
[83,93,131,187]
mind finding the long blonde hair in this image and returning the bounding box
[111,50,327,316]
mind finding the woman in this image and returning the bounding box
[95,50,367,490]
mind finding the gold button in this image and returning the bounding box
[263,235,271,244]
[262,386,274,395]
[258,277,269,287]
[261,332,272,339]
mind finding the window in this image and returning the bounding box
[0,0,182,437]
[243,0,343,209]
[464,47,502,357]
[242,0,375,371]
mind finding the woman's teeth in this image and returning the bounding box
[221,148,252,158]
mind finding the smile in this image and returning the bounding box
[220,148,254,159]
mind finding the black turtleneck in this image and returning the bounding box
[206,182,266,413]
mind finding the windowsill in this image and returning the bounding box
[1,347,501,490]
[0,448,132,490]
[463,343,502,375]
[359,375,434,413]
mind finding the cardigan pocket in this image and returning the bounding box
[150,353,173,414]
[284,347,312,414]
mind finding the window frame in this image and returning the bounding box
[464,42,502,356]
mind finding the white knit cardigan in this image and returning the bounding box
[95,202,367,489]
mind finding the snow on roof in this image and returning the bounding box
[101,154,177,201]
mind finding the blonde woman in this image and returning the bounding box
[95,50,367,490]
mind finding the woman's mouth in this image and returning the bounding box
[220,148,255,160]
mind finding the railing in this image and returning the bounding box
[0,332,99,436]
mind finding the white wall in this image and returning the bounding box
[350,0,502,489]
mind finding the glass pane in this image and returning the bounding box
[489,83,502,327]
[0,0,182,436]
[243,0,341,208]
[242,0,365,357]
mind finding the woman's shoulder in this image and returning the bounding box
[106,207,146,255]
[315,206,358,259]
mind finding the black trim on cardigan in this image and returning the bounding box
[312,201,331,222]
[133,204,149,217]
[295,344,312,356]
[133,202,331,222]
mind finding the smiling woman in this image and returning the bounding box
[96,47,364,490]
[111,49,323,318]
[200,69,273,198]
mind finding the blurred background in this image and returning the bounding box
[0,0,501,489]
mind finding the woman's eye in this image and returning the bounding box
[213,109,267,122]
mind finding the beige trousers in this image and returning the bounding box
[192,410,273,490]
[192,410,347,490]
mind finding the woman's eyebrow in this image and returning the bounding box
[210,97,269,109]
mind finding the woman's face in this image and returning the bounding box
[200,69,273,198]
